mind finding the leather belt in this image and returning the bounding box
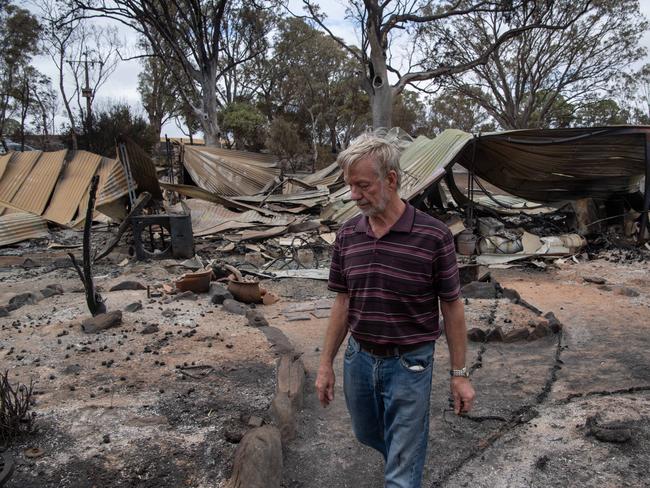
[357,339,429,357]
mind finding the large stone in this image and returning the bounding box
[246,309,269,327]
[616,287,640,297]
[276,354,305,412]
[0,306,9,317]
[226,425,282,488]
[124,301,143,313]
[486,326,504,342]
[9,292,41,308]
[270,392,296,443]
[109,281,146,291]
[40,284,64,298]
[467,327,487,343]
[461,281,498,299]
[583,276,606,285]
[81,311,123,334]
[503,327,530,343]
[544,312,563,333]
[222,299,248,315]
[141,323,159,334]
[528,321,551,340]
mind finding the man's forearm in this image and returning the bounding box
[320,293,350,366]
[440,298,468,370]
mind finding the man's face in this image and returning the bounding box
[344,156,393,217]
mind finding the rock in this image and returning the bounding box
[583,276,606,285]
[210,283,233,304]
[276,354,305,412]
[486,326,504,342]
[467,327,486,343]
[124,301,143,313]
[461,281,498,299]
[0,306,9,317]
[9,292,41,308]
[246,309,269,327]
[271,392,296,443]
[247,415,264,428]
[109,281,146,291]
[226,425,282,488]
[163,291,198,303]
[222,298,248,315]
[587,416,632,443]
[503,327,529,343]
[616,287,640,297]
[500,287,521,302]
[81,311,123,334]
[141,324,159,335]
[40,284,64,298]
[543,312,563,333]
[175,290,198,301]
[529,322,551,340]
[162,309,176,318]
[598,285,612,292]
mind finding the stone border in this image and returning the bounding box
[225,330,305,488]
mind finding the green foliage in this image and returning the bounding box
[76,102,158,158]
[266,116,307,163]
[574,99,630,127]
[426,90,495,134]
[220,101,267,151]
[392,91,427,136]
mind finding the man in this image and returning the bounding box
[315,132,475,488]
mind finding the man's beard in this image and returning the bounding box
[358,186,390,217]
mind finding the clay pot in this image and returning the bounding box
[176,269,214,293]
[227,279,262,304]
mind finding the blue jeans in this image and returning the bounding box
[343,335,435,488]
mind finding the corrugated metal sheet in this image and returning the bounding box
[0,153,11,180]
[10,150,66,214]
[0,151,42,215]
[72,156,119,227]
[183,145,280,196]
[329,130,473,223]
[42,151,102,225]
[171,199,296,237]
[0,212,49,247]
[96,158,128,207]
[121,139,163,199]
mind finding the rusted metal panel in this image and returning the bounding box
[96,158,128,208]
[10,150,66,215]
[0,212,48,247]
[0,151,42,215]
[42,151,102,225]
[120,139,163,200]
[72,156,119,227]
[183,145,280,196]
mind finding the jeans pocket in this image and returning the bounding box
[344,336,361,360]
[399,345,433,373]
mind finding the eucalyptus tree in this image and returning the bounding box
[0,1,41,149]
[432,0,646,129]
[301,0,592,130]
[72,0,276,146]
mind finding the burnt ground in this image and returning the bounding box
[0,241,649,488]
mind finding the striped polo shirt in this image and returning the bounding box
[328,202,460,345]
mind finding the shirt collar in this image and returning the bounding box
[353,201,415,235]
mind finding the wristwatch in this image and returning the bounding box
[450,367,470,378]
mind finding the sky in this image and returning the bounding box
[23,0,650,138]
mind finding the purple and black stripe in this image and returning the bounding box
[328,203,460,345]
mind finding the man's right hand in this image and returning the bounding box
[315,363,335,407]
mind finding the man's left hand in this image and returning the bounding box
[451,377,475,415]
